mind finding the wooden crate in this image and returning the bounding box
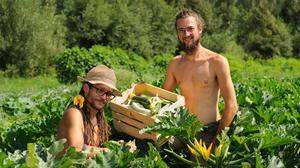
[110,83,182,146]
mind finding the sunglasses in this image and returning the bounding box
[89,84,115,100]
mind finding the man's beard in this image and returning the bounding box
[177,37,200,53]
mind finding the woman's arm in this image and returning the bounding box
[58,108,108,157]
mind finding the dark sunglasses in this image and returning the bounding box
[88,84,115,100]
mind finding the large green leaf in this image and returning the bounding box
[141,107,204,141]
[26,143,39,168]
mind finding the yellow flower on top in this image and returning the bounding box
[73,95,84,108]
[191,139,212,161]
[199,142,213,161]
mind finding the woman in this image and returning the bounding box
[57,65,121,155]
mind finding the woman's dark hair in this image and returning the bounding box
[76,83,111,146]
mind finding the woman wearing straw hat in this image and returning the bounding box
[57,65,121,156]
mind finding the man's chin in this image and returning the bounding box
[178,42,199,53]
[182,45,198,53]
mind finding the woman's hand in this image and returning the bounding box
[97,147,109,153]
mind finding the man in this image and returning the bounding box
[164,9,238,144]
[57,65,122,155]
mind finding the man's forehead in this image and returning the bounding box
[176,16,198,29]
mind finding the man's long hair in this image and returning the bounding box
[77,85,111,147]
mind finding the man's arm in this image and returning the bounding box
[163,59,177,91]
[214,56,238,134]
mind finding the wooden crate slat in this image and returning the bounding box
[112,111,146,129]
[110,103,155,125]
[144,83,178,102]
[134,83,147,94]
[113,119,157,140]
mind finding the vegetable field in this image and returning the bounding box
[0,76,299,167]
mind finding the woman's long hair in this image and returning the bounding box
[77,85,111,147]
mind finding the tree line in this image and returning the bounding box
[0,0,299,77]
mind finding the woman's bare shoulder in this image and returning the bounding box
[62,107,84,125]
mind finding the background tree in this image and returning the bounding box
[0,0,65,76]
[237,0,292,58]
[280,0,300,57]
[1,0,300,77]
[59,0,113,48]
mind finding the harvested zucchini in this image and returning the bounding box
[131,102,151,115]
[132,96,151,109]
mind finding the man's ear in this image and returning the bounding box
[198,27,203,36]
[83,83,90,95]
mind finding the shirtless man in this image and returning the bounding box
[57,65,121,156]
[164,9,238,144]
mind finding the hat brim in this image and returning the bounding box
[77,76,122,96]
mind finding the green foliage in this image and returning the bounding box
[292,30,300,58]
[153,53,173,68]
[60,0,177,59]
[107,0,152,59]
[280,0,300,28]
[142,107,204,142]
[0,75,300,167]
[0,0,66,77]
[0,139,168,168]
[238,1,293,58]
[91,140,137,167]
[114,69,139,91]
[230,77,300,167]
[225,53,300,79]
[0,86,76,152]
[107,0,177,59]
[202,31,235,53]
[186,0,222,34]
[26,143,39,168]
[2,0,300,78]
[0,73,60,94]
[129,143,168,168]
[60,0,113,47]
[55,47,96,83]
[55,45,151,84]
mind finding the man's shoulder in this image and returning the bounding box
[205,50,228,67]
[167,55,183,69]
[171,55,183,62]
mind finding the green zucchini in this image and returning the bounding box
[131,102,151,115]
[132,96,150,104]
[131,96,151,109]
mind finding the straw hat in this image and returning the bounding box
[77,65,121,96]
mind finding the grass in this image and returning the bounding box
[1,55,299,93]
[224,53,300,80]
[0,74,62,93]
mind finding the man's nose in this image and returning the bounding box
[184,30,191,37]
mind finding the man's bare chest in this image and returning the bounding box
[174,61,216,89]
